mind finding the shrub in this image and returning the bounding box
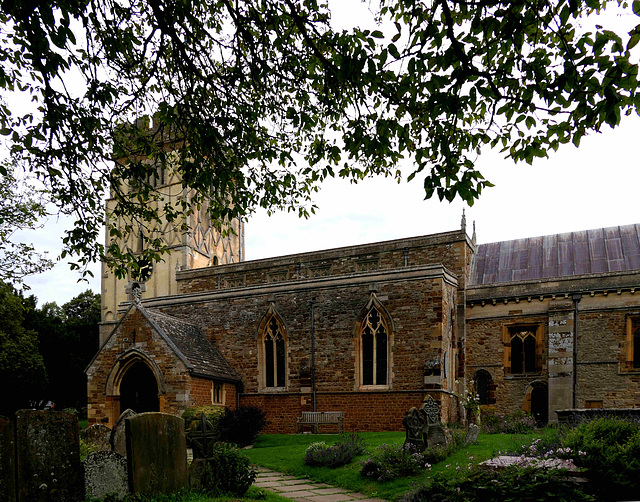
[216,406,268,447]
[421,428,466,465]
[335,432,367,455]
[304,433,367,468]
[401,465,593,502]
[79,437,101,460]
[561,417,640,500]
[360,443,431,482]
[191,442,257,496]
[481,409,536,434]
[181,405,226,429]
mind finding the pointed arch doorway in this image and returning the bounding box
[119,361,160,413]
[530,385,549,426]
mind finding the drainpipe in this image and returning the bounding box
[310,299,317,413]
[572,293,582,409]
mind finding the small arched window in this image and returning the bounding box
[262,315,286,388]
[361,306,388,386]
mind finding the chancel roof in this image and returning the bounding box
[141,307,241,383]
[471,224,640,286]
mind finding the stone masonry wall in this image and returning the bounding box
[157,270,458,429]
[465,291,640,418]
[241,391,427,434]
[176,231,473,295]
[87,307,191,427]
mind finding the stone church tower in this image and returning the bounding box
[100,147,244,343]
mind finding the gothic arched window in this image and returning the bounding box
[361,306,388,386]
[262,315,286,388]
[510,328,537,374]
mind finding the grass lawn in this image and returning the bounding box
[242,431,543,500]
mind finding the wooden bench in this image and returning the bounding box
[296,411,345,434]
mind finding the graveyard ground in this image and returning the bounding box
[241,430,547,500]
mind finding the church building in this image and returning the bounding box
[86,130,640,432]
[87,202,640,432]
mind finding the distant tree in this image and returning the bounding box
[25,290,100,411]
[0,0,638,278]
[0,282,47,416]
[0,160,53,285]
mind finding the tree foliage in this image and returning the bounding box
[0,160,53,285]
[0,282,48,416]
[24,289,101,410]
[1,0,638,276]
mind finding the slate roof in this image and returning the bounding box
[471,224,640,286]
[141,307,241,383]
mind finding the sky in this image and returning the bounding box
[11,1,640,306]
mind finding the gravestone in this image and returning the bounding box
[15,409,84,502]
[110,409,137,456]
[0,416,15,502]
[402,407,429,451]
[422,397,447,447]
[125,412,187,496]
[403,396,448,451]
[464,424,480,445]
[81,424,111,451]
[185,413,217,459]
[83,451,128,501]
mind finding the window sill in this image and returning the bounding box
[259,387,288,393]
[504,373,542,380]
[358,385,391,391]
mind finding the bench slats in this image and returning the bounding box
[296,411,344,433]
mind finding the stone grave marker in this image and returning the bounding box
[185,413,217,459]
[81,423,111,451]
[421,396,447,447]
[403,396,449,451]
[15,409,84,502]
[125,412,187,496]
[110,409,137,457]
[0,416,15,502]
[83,451,128,501]
[402,407,429,451]
[464,424,480,445]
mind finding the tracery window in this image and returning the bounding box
[625,316,640,371]
[510,328,537,374]
[361,306,388,386]
[633,321,640,369]
[263,316,286,388]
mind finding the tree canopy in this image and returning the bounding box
[0,160,53,285]
[23,289,101,411]
[0,282,48,415]
[1,0,638,277]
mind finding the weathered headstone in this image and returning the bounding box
[403,396,449,451]
[421,396,447,447]
[110,409,137,457]
[185,413,217,459]
[187,458,213,492]
[402,407,428,451]
[0,416,15,502]
[464,424,480,445]
[81,424,111,451]
[125,412,187,496]
[426,422,447,447]
[15,410,84,502]
[83,451,128,501]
